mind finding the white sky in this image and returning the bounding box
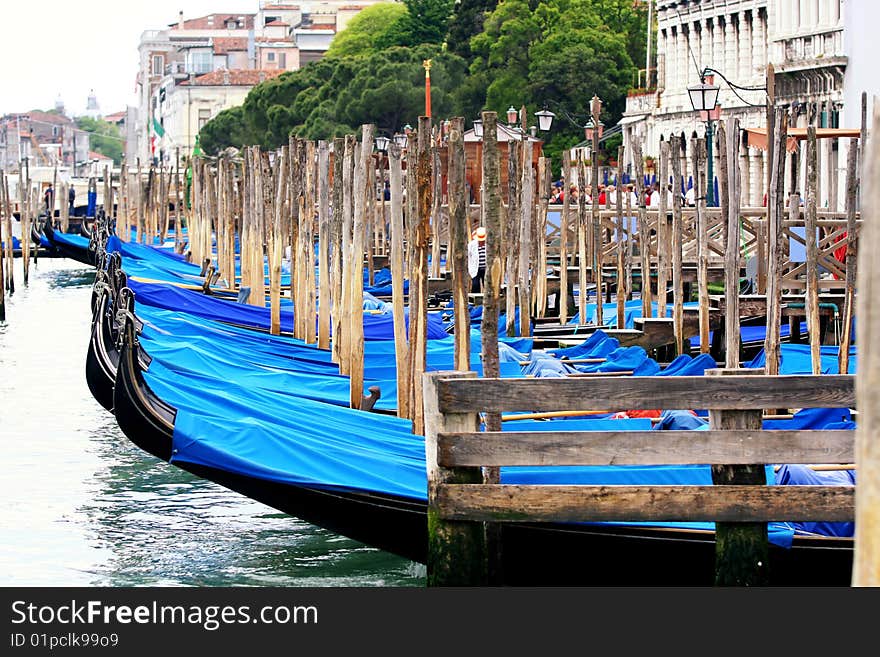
[0,1,256,117]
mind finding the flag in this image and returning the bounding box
[151,117,165,156]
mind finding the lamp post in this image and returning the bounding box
[687,74,721,207]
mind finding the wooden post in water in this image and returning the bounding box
[269,148,287,335]
[338,137,355,373]
[478,111,504,583]
[615,147,625,328]
[670,136,684,354]
[724,119,743,369]
[0,176,5,321]
[481,110,502,393]
[431,148,443,281]
[518,137,533,337]
[854,102,880,586]
[331,137,345,365]
[708,367,770,586]
[657,141,670,318]
[317,141,332,349]
[577,158,588,323]
[447,118,470,371]
[505,142,520,337]
[839,138,860,374]
[559,151,572,324]
[409,117,433,434]
[389,143,410,418]
[805,127,822,374]
[694,137,710,354]
[349,126,373,409]
[534,156,550,319]
[423,370,485,586]
[20,173,30,285]
[590,96,602,312]
[633,138,651,317]
[2,172,13,295]
[764,109,788,374]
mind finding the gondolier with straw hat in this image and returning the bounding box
[468,226,487,293]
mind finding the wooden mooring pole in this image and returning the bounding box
[854,102,880,586]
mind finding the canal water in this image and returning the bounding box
[0,257,424,587]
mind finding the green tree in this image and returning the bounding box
[199,106,251,155]
[325,3,408,58]
[75,116,123,164]
[445,0,498,61]
[376,0,455,48]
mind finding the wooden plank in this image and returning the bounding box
[764,109,787,374]
[438,429,855,467]
[435,374,855,414]
[317,141,332,349]
[436,484,854,523]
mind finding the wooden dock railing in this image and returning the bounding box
[423,369,856,586]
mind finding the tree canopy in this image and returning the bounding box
[200,0,650,168]
[75,116,123,164]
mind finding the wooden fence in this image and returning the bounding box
[423,369,856,586]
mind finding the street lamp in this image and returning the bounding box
[375,134,390,153]
[535,108,555,132]
[392,132,407,148]
[687,73,721,206]
[506,106,518,126]
[472,118,483,139]
[583,119,604,142]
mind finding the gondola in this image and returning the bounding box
[41,217,100,266]
[108,287,855,585]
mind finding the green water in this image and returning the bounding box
[0,258,424,587]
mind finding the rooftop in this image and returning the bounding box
[180,68,286,86]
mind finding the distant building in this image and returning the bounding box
[134,1,387,166]
[83,89,102,120]
[0,111,89,174]
[618,0,878,210]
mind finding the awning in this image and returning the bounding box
[617,114,647,127]
[745,127,861,153]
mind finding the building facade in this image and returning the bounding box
[621,0,875,209]
[133,1,385,166]
[0,110,90,175]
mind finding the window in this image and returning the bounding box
[267,52,275,62]
[279,52,286,68]
[198,109,212,130]
[189,50,212,74]
[152,55,164,76]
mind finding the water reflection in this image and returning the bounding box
[1,258,424,587]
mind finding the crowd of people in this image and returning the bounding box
[549,180,699,208]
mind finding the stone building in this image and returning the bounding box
[133,1,385,166]
[620,0,877,209]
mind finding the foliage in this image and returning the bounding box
[445,0,499,61]
[75,116,123,164]
[200,0,649,168]
[375,0,456,49]
[325,3,408,58]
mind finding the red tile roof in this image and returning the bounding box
[180,68,285,86]
[24,111,73,125]
[102,111,127,123]
[171,14,255,30]
[213,37,249,54]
